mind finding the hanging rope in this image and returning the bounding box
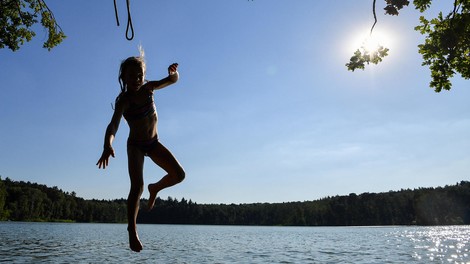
[125,0,134,40]
[370,0,377,36]
[113,0,120,26]
[113,0,134,41]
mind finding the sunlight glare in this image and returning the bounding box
[349,29,393,54]
[364,35,381,53]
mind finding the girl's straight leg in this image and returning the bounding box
[127,145,145,252]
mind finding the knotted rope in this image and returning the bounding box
[113,0,134,40]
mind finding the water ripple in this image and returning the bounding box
[1,223,470,263]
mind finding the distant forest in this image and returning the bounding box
[0,177,469,226]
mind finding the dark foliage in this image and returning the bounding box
[1,177,469,226]
[347,0,470,92]
[1,0,65,51]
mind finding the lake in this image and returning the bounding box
[0,222,469,263]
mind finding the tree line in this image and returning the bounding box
[1,177,469,226]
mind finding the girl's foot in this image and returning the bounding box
[147,183,159,211]
[128,229,143,252]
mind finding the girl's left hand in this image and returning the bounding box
[96,146,115,169]
[168,63,178,75]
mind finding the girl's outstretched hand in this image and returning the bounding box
[168,63,178,75]
[96,147,115,169]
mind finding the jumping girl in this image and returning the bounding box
[96,51,185,252]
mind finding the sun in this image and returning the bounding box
[345,28,396,71]
[364,31,391,53]
[348,29,393,54]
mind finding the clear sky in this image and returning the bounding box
[1,1,469,204]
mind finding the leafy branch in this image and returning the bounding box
[414,0,470,92]
[346,0,409,72]
[0,0,66,51]
[347,0,469,92]
[346,46,390,71]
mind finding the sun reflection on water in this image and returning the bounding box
[403,225,470,263]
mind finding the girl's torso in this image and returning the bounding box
[122,88,158,141]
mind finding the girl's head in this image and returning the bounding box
[118,45,147,93]
[119,56,146,93]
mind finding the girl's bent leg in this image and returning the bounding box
[147,141,185,210]
[127,146,145,252]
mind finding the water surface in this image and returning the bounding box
[0,222,469,263]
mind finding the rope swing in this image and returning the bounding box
[113,0,135,41]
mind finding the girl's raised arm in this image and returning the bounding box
[145,63,179,91]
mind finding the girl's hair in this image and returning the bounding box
[115,47,146,105]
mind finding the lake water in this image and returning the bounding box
[0,222,469,263]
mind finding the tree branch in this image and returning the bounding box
[36,0,64,33]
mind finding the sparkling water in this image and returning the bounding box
[0,222,469,263]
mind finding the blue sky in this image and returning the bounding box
[1,1,469,204]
